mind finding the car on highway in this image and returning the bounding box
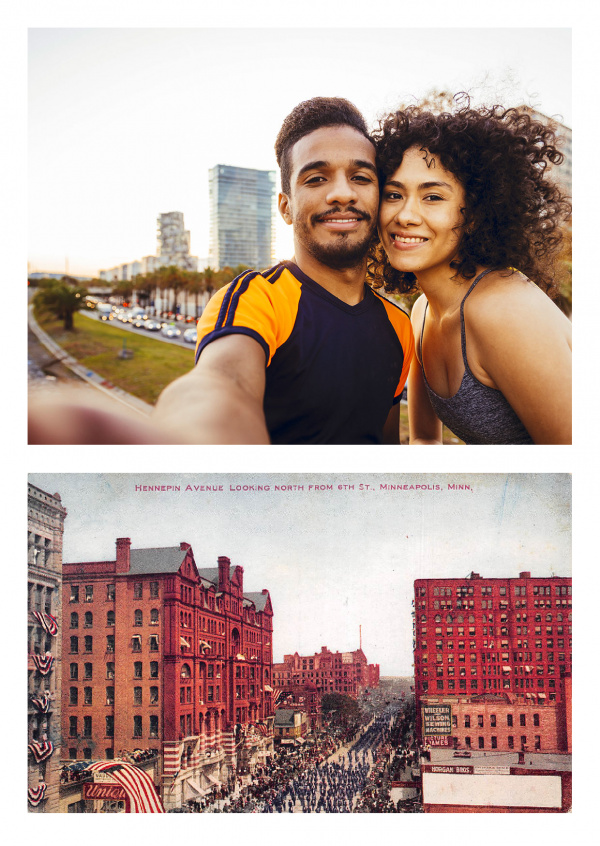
[161,323,181,339]
[131,316,147,328]
[183,328,197,344]
[144,318,162,332]
[98,311,115,321]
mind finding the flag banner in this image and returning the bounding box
[86,761,165,813]
[28,739,54,763]
[30,692,51,713]
[31,652,54,675]
[27,783,47,806]
[31,611,59,636]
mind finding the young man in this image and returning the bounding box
[28,97,414,445]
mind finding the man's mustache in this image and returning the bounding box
[311,206,372,225]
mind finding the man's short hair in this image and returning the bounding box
[275,97,370,195]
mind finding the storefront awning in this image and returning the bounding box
[206,773,222,786]
[538,693,546,698]
[186,778,208,797]
[502,666,511,672]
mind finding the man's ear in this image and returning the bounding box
[278,192,293,225]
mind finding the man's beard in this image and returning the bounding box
[295,210,376,271]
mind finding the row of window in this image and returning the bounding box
[69,582,160,602]
[70,609,160,628]
[69,635,160,653]
[69,661,159,680]
[454,735,543,750]
[68,685,160,706]
[68,714,158,738]
[420,584,571,598]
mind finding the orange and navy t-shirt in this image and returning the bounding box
[195,260,414,444]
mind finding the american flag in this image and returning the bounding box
[28,783,47,806]
[31,611,59,636]
[87,761,164,813]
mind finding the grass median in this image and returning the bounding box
[36,312,195,405]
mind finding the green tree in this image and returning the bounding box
[321,693,361,725]
[33,277,88,330]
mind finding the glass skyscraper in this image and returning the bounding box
[208,165,276,270]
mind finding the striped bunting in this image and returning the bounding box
[86,761,164,813]
[31,611,59,636]
[28,739,54,763]
[28,783,47,806]
[30,692,51,713]
[31,653,54,675]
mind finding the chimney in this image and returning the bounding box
[180,541,191,551]
[519,571,531,579]
[116,538,131,573]
[218,556,230,589]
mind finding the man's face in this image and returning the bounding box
[279,125,379,270]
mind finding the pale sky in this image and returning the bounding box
[28,27,571,277]
[27,473,571,676]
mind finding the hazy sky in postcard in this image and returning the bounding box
[28,473,570,675]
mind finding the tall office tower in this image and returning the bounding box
[156,211,198,271]
[61,541,274,810]
[27,484,67,812]
[413,571,572,754]
[208,165,276,270]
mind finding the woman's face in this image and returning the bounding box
[378,146,467,279]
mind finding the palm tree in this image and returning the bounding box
[33,277,88,330]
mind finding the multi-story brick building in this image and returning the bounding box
[27,483,67,813]
[413,571,572,753]
[273,645,379,700]
[61,539,274,810]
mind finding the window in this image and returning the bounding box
[149,715,158,738]
[535,736,541,750]
[84,687,92,705]
[465,736,471,748]
[70,612,79,628]
[69,716,78,737]
[70,636,79,653]
[533,713,540,727]
[134,662,142,678]
[150,686,159,705]
[132,635,142,652]
[134,583,143,599]
[520,714,526,726]
[150,582,159,598]
[490,714,496,727]
[106,716,114,737]
[70,687,78,705]
[478,737,484,749]
[70,663,78,680]
[84,636,93,652]
[83,716,92,737]
[106,686,114,705]
[69,749,77,760]
[134,687,142,705]
[508,735,514,749]
[150,635,159,652]
[70,586,79,603]
[134,609,143,626]
[106,662,115,680]
[106,583,115,601]
[464,715,470,728]
[106,610,115,627]
[106,635,115,653]
[83,663,91,681]
[477,715,483,727]
[150,609,159,625]
[85,586,93,602]
[133,715,142,737]
[84,612,93,627]
[150,662,158,678]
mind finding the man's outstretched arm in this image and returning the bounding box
[28,334,269,445]
[152,334,269,444]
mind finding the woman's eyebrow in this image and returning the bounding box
[384,179,454,191]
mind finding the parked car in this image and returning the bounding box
[183,328,197,344]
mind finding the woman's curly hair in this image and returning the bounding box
[367,99,571,297]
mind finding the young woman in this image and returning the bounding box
[368,102,572,444]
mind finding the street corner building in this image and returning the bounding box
[412,571,572,812]
[27,484,68,812]
[60,538,275,811]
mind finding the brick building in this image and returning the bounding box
[273,645,379,699]
[413,572,572,752]
[61,539,274,810]
[274,682,323,732]
[27,484,68,813]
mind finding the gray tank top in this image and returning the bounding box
[419,270,534,445]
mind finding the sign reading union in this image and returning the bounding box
[83,782,127,801]
[423,704,452,736]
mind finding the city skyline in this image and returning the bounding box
[28,27,571,277]
[27,473,571,677]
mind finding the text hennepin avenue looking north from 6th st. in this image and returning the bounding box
[27,474,572,814]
